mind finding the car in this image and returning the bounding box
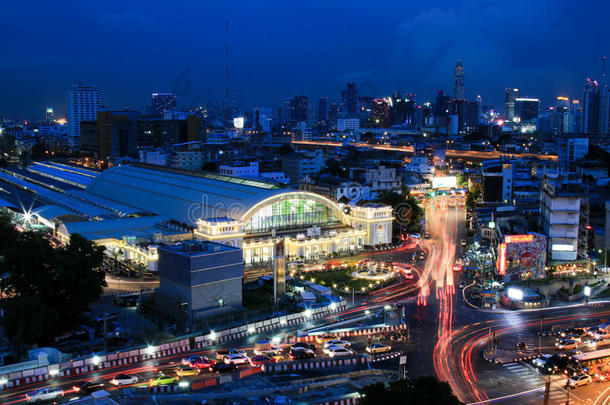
[25,388,64,403]
[291,342,317,352]
[544,354,570,374]
[174,366,200,377]
[556,339,578,350]
[423,233,431,239]
[249,355,276,367]
[532,354,553,368]
[560,328,586,338]
[149,374,179,387]
[289,348,316,360]
[72,380,105,394]
[564,334,582,343]
[224,353,250,365]
[323,340,351,350]
[595,371,610,382]
[316,334,338,344]
[586,327,601,336]
[410,233,421,239]
[366,343,392,354]
[326,346,354,357]
[568,373,592,388]
[109,374,139,386]
[260,351,284,361]
[459,281,466,289]
[209,362,237,373]
[215,348,247,360]
[182,355,202,366]
[460,239,467,247]
[191,357,216,369]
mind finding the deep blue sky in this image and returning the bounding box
[2,0,610,120]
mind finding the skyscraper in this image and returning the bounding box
[454,60,464,100]
[147,92,177,117]
[583,77,610,135]
[45,107,54,123]
[317,96,328,125]
[340,83,358,118]
[514,98,540,122]
[67,82,102,150]
[290,95,308,122]
[505,88,520,122]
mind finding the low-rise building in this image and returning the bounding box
[157,240,243,323]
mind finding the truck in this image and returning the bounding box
[253,340,282,356]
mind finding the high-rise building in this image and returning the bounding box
[67,82,102,150]
[289,95,308,122]
[454,60,464,100]
[557,135,589,170]
[147,93,177,117]
[317,97,328,125]
[505,88,520,122]
[45,107,54,124]
[340,83,358,118]
[434,90,452,119]
[453,100,479,135]
[582,78,610,135]
[328,103,338,124]
[514,98,540,123]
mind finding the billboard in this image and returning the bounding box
[432,176,457,189]
[496,233,547,280]
[233,117,245,129]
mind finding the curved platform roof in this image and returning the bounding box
[87,164,289,226]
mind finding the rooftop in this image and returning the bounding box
[160,240,239,256]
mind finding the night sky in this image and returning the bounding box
[2,0,610,120]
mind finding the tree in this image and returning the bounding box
[375,191,424,235]
[0,215,106,347]
[360,376,463,405]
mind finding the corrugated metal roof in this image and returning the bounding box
[86,164,287,225]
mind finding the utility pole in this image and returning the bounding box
[103,312,107,354]
[565,376,570,405]
[539,314,543,355]
[543,372,551,405]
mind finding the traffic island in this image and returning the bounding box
[482,348,538,364]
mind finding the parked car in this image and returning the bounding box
[149,374,179,387]
[323,340,351,350]
[26,388,64,403]
[366,343,392,354]
[72,380,105,394]
[191,357,216,369]
[532,354,553,368]
[109,374,139,386]
[568,373,592,388]
[249,355,276,367]
[209,362,237,373]
[316,334,338,344]
[182,355,202,367]
[224,353,250,365]
[174,366,200,377]
[215,348,247,360]
[326,346,353,357]
[556,339,578,350]
[289,348,316,360]
[291,342,317,352]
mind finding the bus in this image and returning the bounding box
[571,348,610,374]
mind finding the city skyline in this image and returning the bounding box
[2,0,610,119]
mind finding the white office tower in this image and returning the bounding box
[67,83,102,150]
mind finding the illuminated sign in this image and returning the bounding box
[507,287,523,300]
[498,243,507,275]
[233,117,244,129]
[488,221,495,229]
[504,234,534,244]
[432,176,457,189]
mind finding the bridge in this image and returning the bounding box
[292,140,558,162]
